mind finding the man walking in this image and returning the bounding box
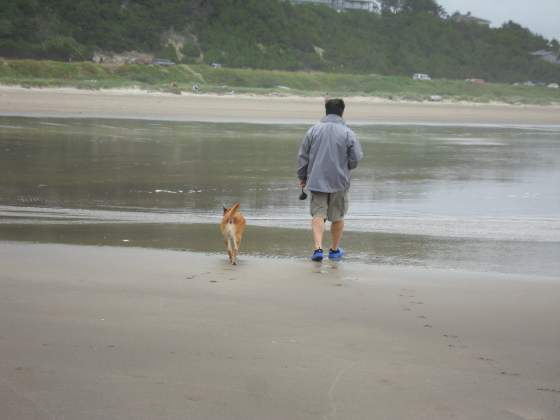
[297,98,363,262]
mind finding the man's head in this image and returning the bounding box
[325,98,345,117]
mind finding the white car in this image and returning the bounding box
[413,73,432,81]
[151,58,176,67]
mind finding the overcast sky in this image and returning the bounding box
[438,0,560,41]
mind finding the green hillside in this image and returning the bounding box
[1,0,560,83]
[2,60,560,105]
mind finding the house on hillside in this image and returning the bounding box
[342,0,377,11]
[531,50,560,65]
[290,0,377,12]
[451,12,490,26]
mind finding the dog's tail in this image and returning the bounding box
[223,203,241,223]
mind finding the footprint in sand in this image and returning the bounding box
[409,301,424,305]
[443,334,468,349]
[536,387,560,394]
[417,315,427,319]
[186,271,211,279]
[477,355,522,378]
[500,371,521,377]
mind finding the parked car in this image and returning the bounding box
[547,83,559,89]
[152,58,176,67]
[413,73,431,81]
[465,78,486,85]
[211,62,222,69]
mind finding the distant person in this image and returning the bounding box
[297,98,363,262]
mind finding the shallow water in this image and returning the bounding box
[1,117,559,276]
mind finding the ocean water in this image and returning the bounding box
[1,117,559,276]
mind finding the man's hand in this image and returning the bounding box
[299,179,306,188]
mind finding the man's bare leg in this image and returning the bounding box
[312,217,325,250]
[331,220,344,251]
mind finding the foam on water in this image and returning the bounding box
[0,124,25,129]
[2,205,559,243]
[435,137,506,146]
[39,122,69,127]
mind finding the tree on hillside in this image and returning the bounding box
[402,0,445,16]
[1,0,559,83]
[379,0,445,16]
[378,0,402,14]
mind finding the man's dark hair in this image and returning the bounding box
[325,98,345,117]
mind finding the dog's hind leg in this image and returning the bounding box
[227,235,237,265]
[233,231,243,265]
[225,239,233,263]
[230,236,239,265]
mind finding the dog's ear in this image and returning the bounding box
[223,206,228,214]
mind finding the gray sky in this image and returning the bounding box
[438,0,560,41]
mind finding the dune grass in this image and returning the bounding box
[1,59,559,105]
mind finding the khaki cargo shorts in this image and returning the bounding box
[310,191,348,222]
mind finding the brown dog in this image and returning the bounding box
[220,203,246,265]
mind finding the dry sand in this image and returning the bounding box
[1,86,560,125]
[1,242,559,420]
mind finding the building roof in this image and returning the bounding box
[290,0,377,12]
[451,13,491,26]
[530,50,560,64]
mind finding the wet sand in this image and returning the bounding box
[1,86,560,125]
[1,242,559,420]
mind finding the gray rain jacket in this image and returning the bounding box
[297,114,364,193]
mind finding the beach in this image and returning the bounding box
[1,242,559,420]
[1,86,560,419]
[2,85,560,125]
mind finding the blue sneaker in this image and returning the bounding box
[311,248,324,262]
[328,248,345,260]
